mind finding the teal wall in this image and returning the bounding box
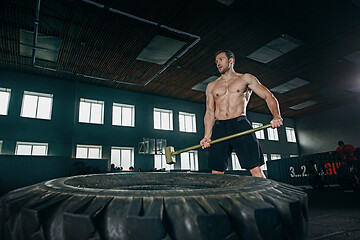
[296,102,360,155]
[0,156,71,195]
[0,155,109,196]
[0,69,299,172]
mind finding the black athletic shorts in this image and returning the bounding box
[208,116,264,171]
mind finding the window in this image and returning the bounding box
[179,112,197,133]
[76,145,102,159]
[79,98,104,124]
[154,155,174,171]
[112,103,135,127]
[270,154,281,160]
[231,152,245,170]
[261,154,268,171]
[232,153,268,171]
[111,147,134,170]
[154,108,173,131]
[180,151,198,171]
[290,154,299,158]
[20,91,53,120]
[15,142,48,156]
[286,127,297,143]
[252,122,265,139]
[0,87,11,115]
[0,140,2,154]
[267,127,279,141]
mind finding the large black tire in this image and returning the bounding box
[0,172,308,240]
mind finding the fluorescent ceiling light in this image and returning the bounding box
[20,29,62,62]
[136,35,186,65]
[191,76,218,92]
[344,50,360,64]
[347,85,360,93]
[289,101,317,110]
[247,34,304,63]
[350,0,360,7]
[270,78,310,94]
[216,0,236,6]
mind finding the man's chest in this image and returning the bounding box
[212,80,247,98]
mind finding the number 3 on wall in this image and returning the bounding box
[290,166,295,177]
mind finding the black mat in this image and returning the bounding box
[305,187,360,240]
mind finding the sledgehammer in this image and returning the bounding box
[165,123,272,164]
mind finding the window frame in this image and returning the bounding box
[285,127,297,143]
[15,141,48,156]
[179,111,197,133]
[154,154,174,171]
[79,98,104,124]
[20,91,53,120]
[111,146,134,170]
[252,122,265,139]
[112,103,135,127]
[267,127,279,141]
[261,154,268,171]
[153,108,173,131]
[270,154,281,160]
[180,150,198,171]
[0,87,11,116]
[231,152,245,170]
[76,144,102,159]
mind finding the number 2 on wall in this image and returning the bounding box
[301,165,307,176]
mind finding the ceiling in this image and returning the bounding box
[1,0,360,118]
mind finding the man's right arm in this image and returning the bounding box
[200,84,215,149]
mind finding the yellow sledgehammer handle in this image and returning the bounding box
[172,123,272,156]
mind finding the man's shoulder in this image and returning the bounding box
[237,72,255,80]
[207,78,219,88]
[231,73,257,86]
[205,78,220,94]
[345,144,356,149]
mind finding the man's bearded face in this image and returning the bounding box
[216,53,231,74]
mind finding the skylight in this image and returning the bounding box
[344,50,360,64]
[20,29,62,62]
[216,0,236,6]
[289,101,317,110]
[347,85,360,93]
[247,34,304,64]
[191,76,218,92]
[136,35,186,65]
[270,78,310,94]
[350,0,360,7]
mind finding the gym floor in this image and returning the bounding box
[304,186,360,239]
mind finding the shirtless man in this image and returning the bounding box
[200,50,283,177]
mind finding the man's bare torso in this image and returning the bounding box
[209,73,252,120]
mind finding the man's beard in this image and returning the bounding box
[219,65,230,74]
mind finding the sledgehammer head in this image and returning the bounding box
[165,146,176,164]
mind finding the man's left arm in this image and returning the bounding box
[245,73,283,128]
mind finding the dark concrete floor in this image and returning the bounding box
[304,187,360,240]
